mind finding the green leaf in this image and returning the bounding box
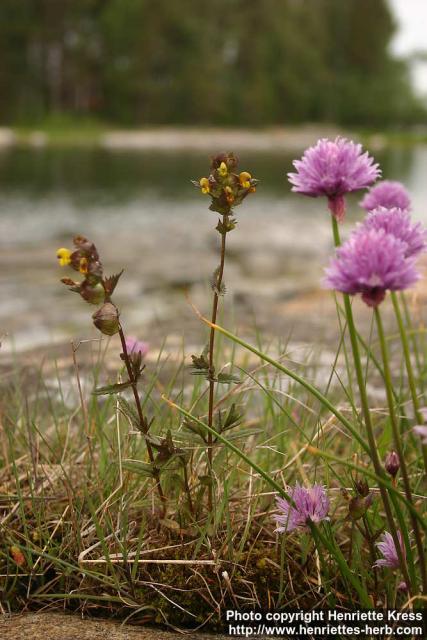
[117,396,140,427]
[211,266,226,296]
[122,460,155,477]
[224,428,263,442]
[217,372,240,384]
[221,403,244,431]
[159,518,181,531]
[190,352,209,372]
[93,381,133,395]
[182,418,207,441]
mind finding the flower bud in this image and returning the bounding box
[239,171,252,188]
[92,303,119,335]
[199,177,210,194]
[385,451,400,478]
[354,479,370,497]
[218,161,228,177]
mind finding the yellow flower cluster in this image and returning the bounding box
[57,248,89,274]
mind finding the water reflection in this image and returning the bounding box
[0,143,426,348]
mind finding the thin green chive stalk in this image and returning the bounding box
[374,306,427,594]
[188,299,371,455]
[331,216,411,591]
[307,445,427,531]
[164,395,371,605]
[391,290,427,475]
[400,291,424,392]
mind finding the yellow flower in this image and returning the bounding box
[218,161,228,177]
[57,248,72,267]
[79,257,89,274]
[224,185,234,204]
[239,171,252,188]
[199,177,210,194]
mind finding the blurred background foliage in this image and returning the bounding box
[0,0,424,127]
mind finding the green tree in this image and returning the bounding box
[0,0,422,126]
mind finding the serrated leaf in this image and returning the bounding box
[190,352,209,371]
[117,396,140,427]
[216,217,237,233]
[182,418,207,441]
[156,451,188,469]
[93,381,133,395]
[190,370,210,377]
[217,372,240,384]
[178,430,207,444]
[103,270,124,298]
[222,403,244,431]
[122,460,155,477]
[210,266,227,296]
[145,434,166,449]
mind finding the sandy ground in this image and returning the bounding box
[0,612,243,640]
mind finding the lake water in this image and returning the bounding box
[1,143,427,351]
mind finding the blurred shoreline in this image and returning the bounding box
[1,124,427,152]
[1,124,344,151]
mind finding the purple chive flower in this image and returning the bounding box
[361,207,426,258]
[360,180,411,212]
[324,228,420,307]
[413,425,427,445]
[374,531,405,569]
[274,484,329,533]
[125,337,149,358]
[412,407,427,444]
[288,137,380,222]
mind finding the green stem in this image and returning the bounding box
[164,397,285,496]
[331,216,411,592]
[206,213,228,510]
[200,318,371,455]
[391,291,427,474]
[118,326,166,513]
[308,445,427,532]
[374,306,427,593]
[400,291,424,391]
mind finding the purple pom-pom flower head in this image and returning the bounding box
[362,207,426,258]
[274,484,329,533]
[324,228,420,308]
[374,531,406,569]
[360,180,411,212]
[413,407,427,444]
[125,337,149,358]
[413,425,427,445]
[288,137,380,222]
